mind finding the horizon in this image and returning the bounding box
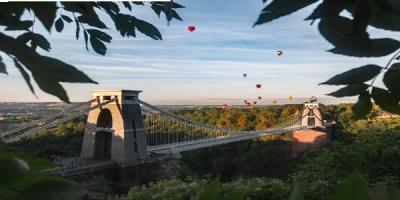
[0,0,393,104]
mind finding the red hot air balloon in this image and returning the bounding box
[256,84,262,89]
[187,26,195,32]
[277,50,283,56]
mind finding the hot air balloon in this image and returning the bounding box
[244,100,248,103]
[242,73,247,78]
[288,96,293,100]
[258,96,262,100]
[256,84,262,89]
[253,101,257,105]
[187,25,196,32]
[272,100,277,105]
[277,50,283,56]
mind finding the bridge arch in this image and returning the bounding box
[97,108,113,128]
[81,90,147,163]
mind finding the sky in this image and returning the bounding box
[0,0,397,105]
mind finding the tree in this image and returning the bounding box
[254,0,400,118]
[0,2,184,102]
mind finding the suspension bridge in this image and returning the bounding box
[0,90,323,177]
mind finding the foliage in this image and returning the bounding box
[0,2,183,102]
[0,152,85,200]
[112,177,289,200]
[10,118,86,159]
[254,0,400,117]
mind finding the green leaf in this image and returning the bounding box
[61,15,73,23]
[14,59,35,94]
[329,171,369,200]
[327,83,369,97]
[371,87,400,114]
[133,17,162,40]
[254,0,318,26]
[0,157,30,186]
[29,2,57,32]
[383,63,400,100]
[22,179,85,200]
[352,91,372,119]
[89,37,107,55]
[0,55,7,74]
[197,179,221,200]
[289,180,304,200]
[77,15,107,29]
[55,18,64,33]
[16,32,51,51]
[321,65,381,85]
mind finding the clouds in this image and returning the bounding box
[0,1,388,104]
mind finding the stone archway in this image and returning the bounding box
[94,131,112,159]
[94,109,113,159]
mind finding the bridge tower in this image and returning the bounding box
[301,96,324,127]
[81,90,147,163]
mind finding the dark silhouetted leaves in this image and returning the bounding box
[352,92,372,119]
[114,14,137,37]
[0,157,29,186]
[321,65,381,85]
[327,83,368,97]
[97,2,120,14]
[113,14,161,40]
[61,15,73,23]
[89,37,107,55]
[17,32,51,51]
[83,31,89,51]
[150,2,184,22]
[87,29,111,42]
[0,55,7,74]
[55,18,64,32]
[61,2,97,17]
[352,1,370,37]
[14,59,35,94]
[133,16,162,40]
[29,2,57,32]
[254,0,318,26]
[77,15,107,29]
[87,29,111,55]
[4,19,33,31]
[75,19,80,40]
[25,55,97,102]
[22,179,85,200]
[371,87,400,114]
[329,171,369,200]
[319,16,400,57]
[122,2,132,11]
[383,63,400,100]
[305,0,348,20]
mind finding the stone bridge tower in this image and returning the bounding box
[301,96,324,127]
[81,90,147,163]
